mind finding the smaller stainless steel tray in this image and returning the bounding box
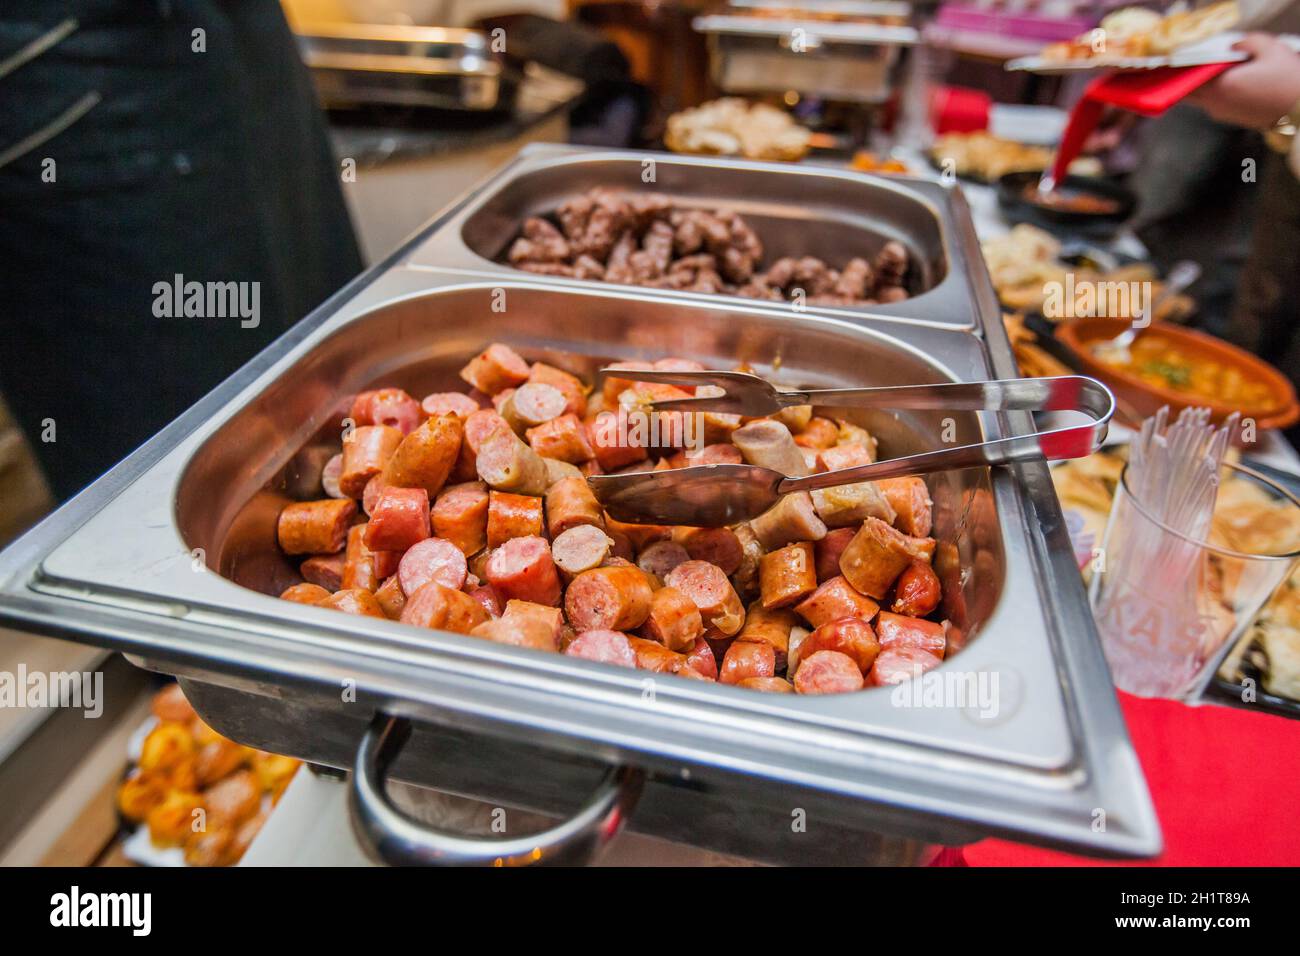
[402,144,997,331]
[291,22,512,112]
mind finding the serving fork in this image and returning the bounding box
[586,369,1115,526]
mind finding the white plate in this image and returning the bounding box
[1006,31,1300,74]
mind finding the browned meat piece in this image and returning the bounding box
[727,213,764,261]
[556,195,594,241]
[671,210,705,256]
[602,230,637,283]
[669,253,719,276]
[641,220,674,271]
[517,261,577,277]
[834,257,874,299]
[572,255,606,280]
[874,240,909,287]
[720,246,755,284]
[508,217,570,265]
[763,256,798,290]
[875,285,909,303]
[630,194,673,231]
[574,189,633,261]
[687,270,727,293]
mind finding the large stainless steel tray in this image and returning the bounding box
[0,151,1158,865]
[403,144,994,331]
[291,22,514,112]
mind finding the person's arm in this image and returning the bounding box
[1186,33,1300,175]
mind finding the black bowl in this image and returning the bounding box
[996,171,1136,235]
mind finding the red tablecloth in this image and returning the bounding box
[960,692,1300,866]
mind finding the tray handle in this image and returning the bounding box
[347,713,644,866]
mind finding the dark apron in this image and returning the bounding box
[0,1,362,498]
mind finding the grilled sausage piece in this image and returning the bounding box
[876,611,947,659]
[736,602,798,671]
[564,565,655,632]
[363,486,430,553]
[501,599,565,645]
[641,586,704,652]
[891,561,942,617]
[476,427,549,496]
[759,542,817,609]
[565,629,638,668]
[319,588,387,619]
[802,617,880,674]
[816,442,873,474]
[626,636,687,673]
[875,476,933,538]
[676,526,743,576]
[380,414,463,498]
[343,524,400,592]
[737,676,794,693]
[839,516,924,600]
[300,553,345,591]
[485,535,563,607]
[277,499,356,555]
[810,480,895,528]
[459,343,531,396]
[683,636,718,680]
[279,583,330,605]
[501,382,567,434]
[527,362,588,418]
[470,615,557,652]
[398,537,468,597]
[374,575,407,620]
[350,388,423,434]
[719,640,776,685]
[869,645,941,686]
[814,527,855,583]
[551,524,613,577]
[587,410,650,471]
[400,582,490,634]
[794,650,865,694]
[431,481,490,556]
[793,417,839,450]
[340,425,403,498]
[795,575,880,630]
[636,540,690,580]
[731,419,810,476]
[664,560,745,639]
[544,476,605,537]
[750,492,827,551]
[421,391,482,420]
[486,491,545,547]
[527,414,595,464]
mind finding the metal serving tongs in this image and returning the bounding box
[587,369,1115,526]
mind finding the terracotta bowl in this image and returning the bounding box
[1057,318,1299,432]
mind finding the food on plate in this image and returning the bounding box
[850,151,911,175]
[1093,332,1277,414]
[1052,448,1300,703]
[117,683,301,866]
[1018,183,1122,216]
[269,341,959,694]
[1042,2,1238,61]
[665,98,811,161]
[503,187,913,307]
[930,132,1101,183]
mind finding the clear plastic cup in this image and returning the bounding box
[1090,461,1300,699]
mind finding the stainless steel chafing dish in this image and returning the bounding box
[0,148,1159,865]
[291,21,515,112]
[693,1,918,105]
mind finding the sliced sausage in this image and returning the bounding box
[564,564,655,632]
[802,617,880,674]
[350,388,423,434]
[340,425,403,498]
[682,443,743,467]
[300,553,345,591]
[729,521,763,597]
[501,599,565,644]
[795,575,880,630]
[786,625,811,678]
[501,382,567,435]
[817,443,873,474]
[814,527,856,583]
[750,491,827,550]
[794,650,865,695]
[719,640,776,685]
[810,480,895,528]
[758,541,817,609]
[544,475,604,537]
[431,481,490,556]
[486,491,545,547]
[421,391,482,420]
[527,362,588,418]
[683,636,718,680]
[484,535,563,607]
[736,602,797,671]
[362,474,387,516]
[470,615,557,652]
[363,486,430,553]
[600,361,654,404]
[279,583,329,605]
[374,575,407,620]
[527,414,595,463]
[626,636,687,673]
[636,540,690,580]
[380,414,463,497]
[399,581,490,634]
[793,416,839,449]
[875,611,947,659]
[318,588,387,618]
[475,427,549,496]
[603,517,670,553]
[321,454,344,499]
[772,405,813,434]
[664,560,745,639]
[467,583,504,619]
[564,629,637,668]
[676,526,743,576]
[343,524,399,592]
[891,561,942,617]
[839,516,924,599]
[459,343,531,396]
[731,419,809,476]
[876,476,933,538]
[277,499,356,555]
[640,586,704,652]
[587,410,650,471]
[551,524,614,577]
[543,457,584,488]
[398,537,468,597]
[869,645,941,686]
[737,676,794,693]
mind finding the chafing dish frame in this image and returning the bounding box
[0,150,1159,864]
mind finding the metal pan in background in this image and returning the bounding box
[401,144,1000,331]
